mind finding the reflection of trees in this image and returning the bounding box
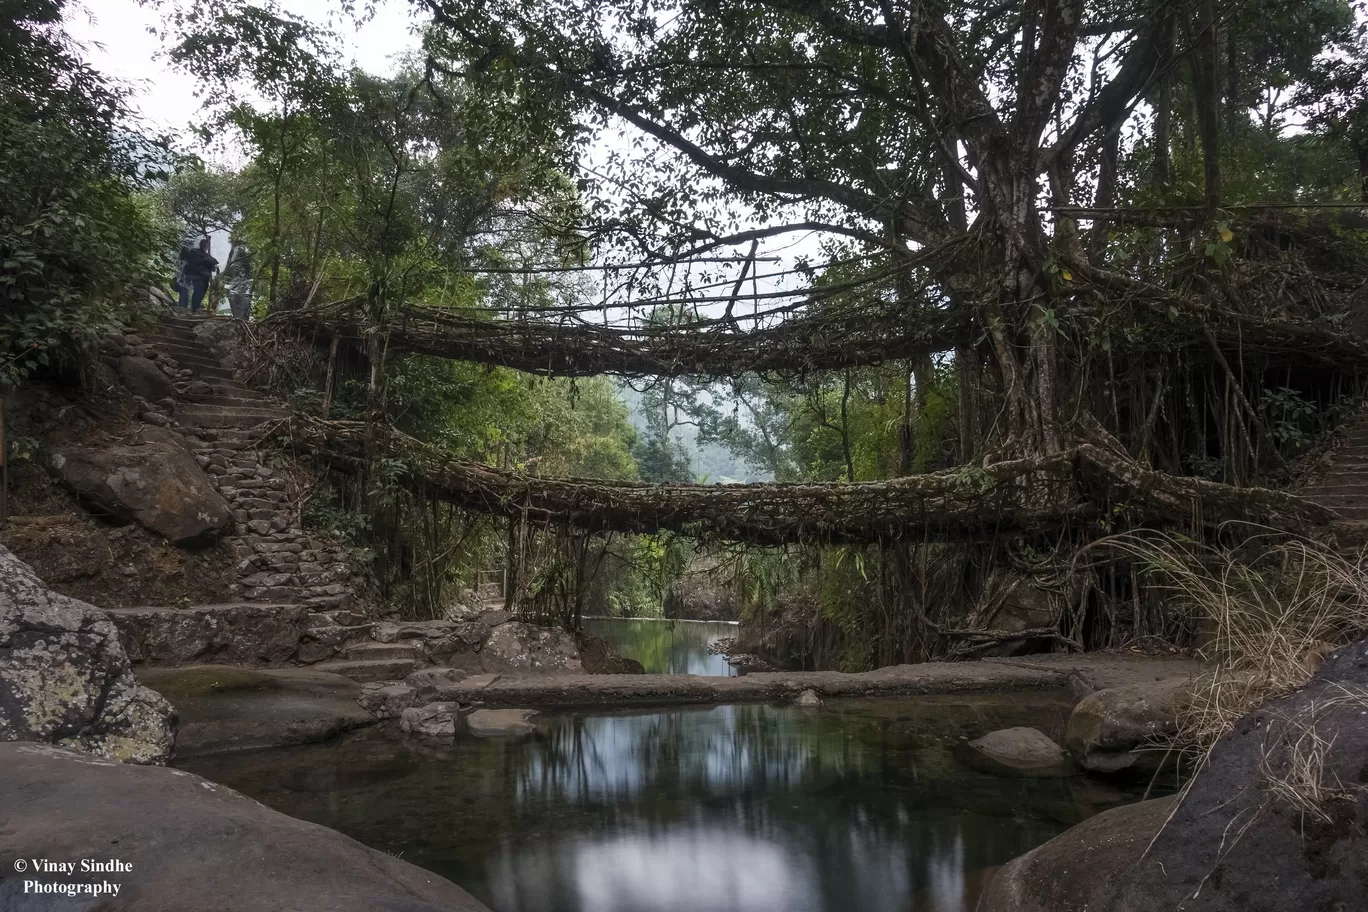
[185,696,1145,912]
[582,618,736,675]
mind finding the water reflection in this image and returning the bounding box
[583,616,738,676]
[183,694,1150,912]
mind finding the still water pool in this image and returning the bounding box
[182,693,1154,912]
[582,616,739,676]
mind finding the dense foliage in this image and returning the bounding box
[14,0,1368,661]
[0,0,168,389]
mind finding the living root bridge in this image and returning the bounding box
[279,300,969,378]
[290,418,1335,545]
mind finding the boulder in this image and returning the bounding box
[358,682,417,719]
[140,665,375,758]
[47,434,232,545]
[979,797,1176,912]
[991,641,1368,912]
[400,701,463,738]
[116,354,176,402]
[0,742,491,911]
[1097,640,1368,912]
[480,621,583,673]
[466,708,538,737]
[107,603,310,667]
[577,633,645,674]
[794,688,823,707]
[965,727,1073,777]
[1065,676,1193,772]
[0,546,174,764]
[405,667,470,704]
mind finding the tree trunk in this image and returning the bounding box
[1192,0,1223,215]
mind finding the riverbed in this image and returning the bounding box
[182,692,1159,912]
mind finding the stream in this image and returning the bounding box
[581,616,739,676]
[182,692,1159,912]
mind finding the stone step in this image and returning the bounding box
[162,356,236,376]
[341,641,422,662]
[1301,485,1368,497]
[160,315,228,330]
[182,395,268,410]
[191,435,265,452]
[149,326,201,344]
[178,404,290,428]
[1305,496,1368,509]
[312,658,418,683]
[174,364,239,382]
[180,386,261,404]
[142,334,211,353]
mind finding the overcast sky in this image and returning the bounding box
[69,0,424,153]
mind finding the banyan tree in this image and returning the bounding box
[273,0,1368,663]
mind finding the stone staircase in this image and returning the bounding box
[116,313,395,678]
[114,312,529,686]
[1301,411,1368,523]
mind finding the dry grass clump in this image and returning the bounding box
[1256,682,1368,825]
[1099,526,1368,756]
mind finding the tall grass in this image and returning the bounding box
[1096,525,1368,755]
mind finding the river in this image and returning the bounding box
[182,692,1155,912]
[582,616,739,676]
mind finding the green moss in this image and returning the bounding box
[140,666,281,697]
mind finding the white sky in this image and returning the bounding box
[69,0,424,147]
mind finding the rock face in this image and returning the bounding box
[108,603,311,667]
[980,797,1176,912]
[47,430,232,545]
[0,546,174,764]
[1065,676,1192,772]
[0,742,492,912]
[116,354,177,402]
[480,621,583,673]
[966,727,1072,777]
[140,665,375,758]
[466,708,538,737]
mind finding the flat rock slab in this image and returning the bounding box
[141,665,376,758]
[434,661,1067,708]
[466,708,539,737]
[0,742,490,912]
[985,654,1205,696]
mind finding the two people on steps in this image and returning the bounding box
[173,239,253,319]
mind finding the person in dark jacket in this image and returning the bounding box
[178,238,219,314]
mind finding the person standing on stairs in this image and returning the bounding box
[223,241,254,320]
[178,238,219,314]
